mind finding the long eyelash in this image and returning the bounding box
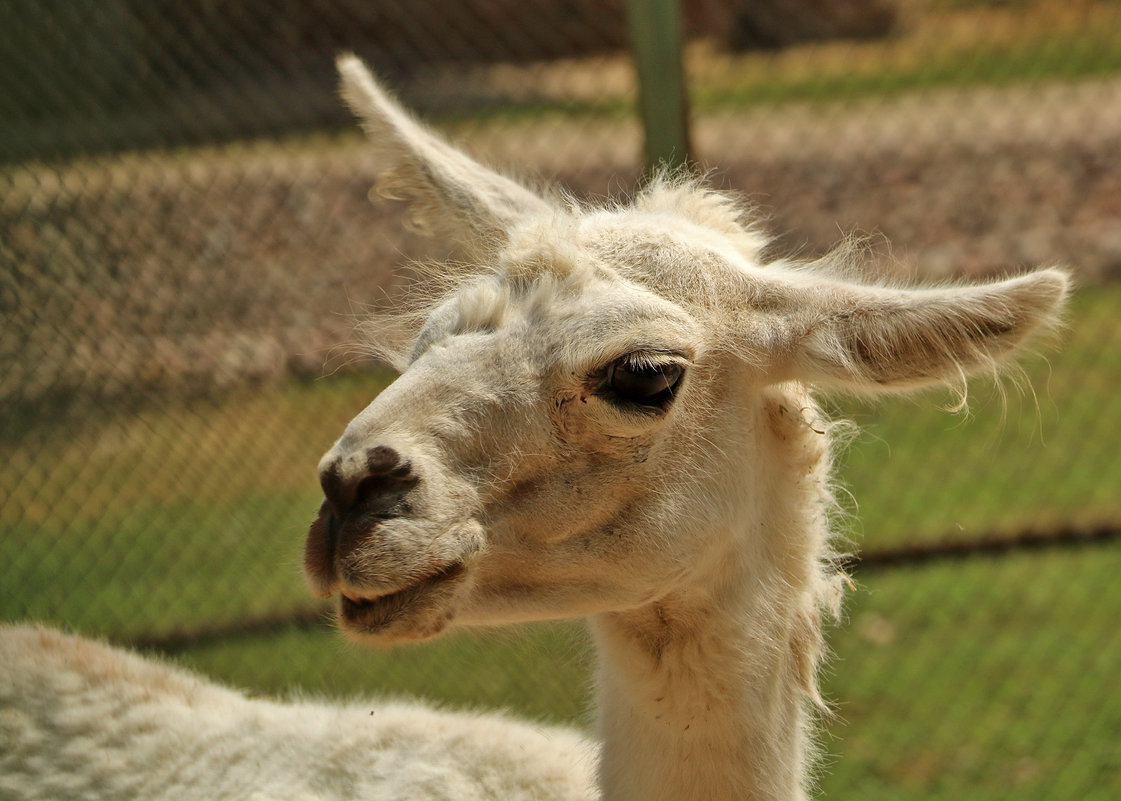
[618,351,692,371]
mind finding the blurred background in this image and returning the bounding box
[2,1,1119,798]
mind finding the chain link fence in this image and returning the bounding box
[3,1,1120,798]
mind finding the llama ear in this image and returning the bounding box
[337,54,553,257]
[764,268,1070,393]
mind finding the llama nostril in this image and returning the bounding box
[319,446,416,516]
[353,474,380,510]
[366,445,409,477]
[355,446,416,514]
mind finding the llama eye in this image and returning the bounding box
[607,360,684,407]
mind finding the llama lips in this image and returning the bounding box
[338,562,466,633]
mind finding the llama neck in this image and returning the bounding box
[590,581,813,801]
[589,390,831,801]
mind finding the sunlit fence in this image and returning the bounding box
[3,1,1120,798]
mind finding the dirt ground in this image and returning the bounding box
[4,75,1120,405]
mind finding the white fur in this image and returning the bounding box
[3,55,1069,801]
[0,625,596,801]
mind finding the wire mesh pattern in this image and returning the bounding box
[3,2,1120,798]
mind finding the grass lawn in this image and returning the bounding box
[176,621,595,727]
[1,372,392,637]
[820,542,1121,801]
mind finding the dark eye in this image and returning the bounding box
[607,359,685,407]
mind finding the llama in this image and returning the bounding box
[1,55,1068,801]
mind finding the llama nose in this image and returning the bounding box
[319,445,416,517]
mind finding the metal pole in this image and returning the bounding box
[627,0,692,173]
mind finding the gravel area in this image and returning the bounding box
[4,76,1119,405]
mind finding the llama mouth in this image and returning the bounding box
[338,562,467,634]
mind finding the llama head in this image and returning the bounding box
[303,55,1069,645]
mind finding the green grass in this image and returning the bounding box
[174,621,594,726]
[821,543,1121,800]
[1,371,394,637]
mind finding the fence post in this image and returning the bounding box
[627,0,692,173]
